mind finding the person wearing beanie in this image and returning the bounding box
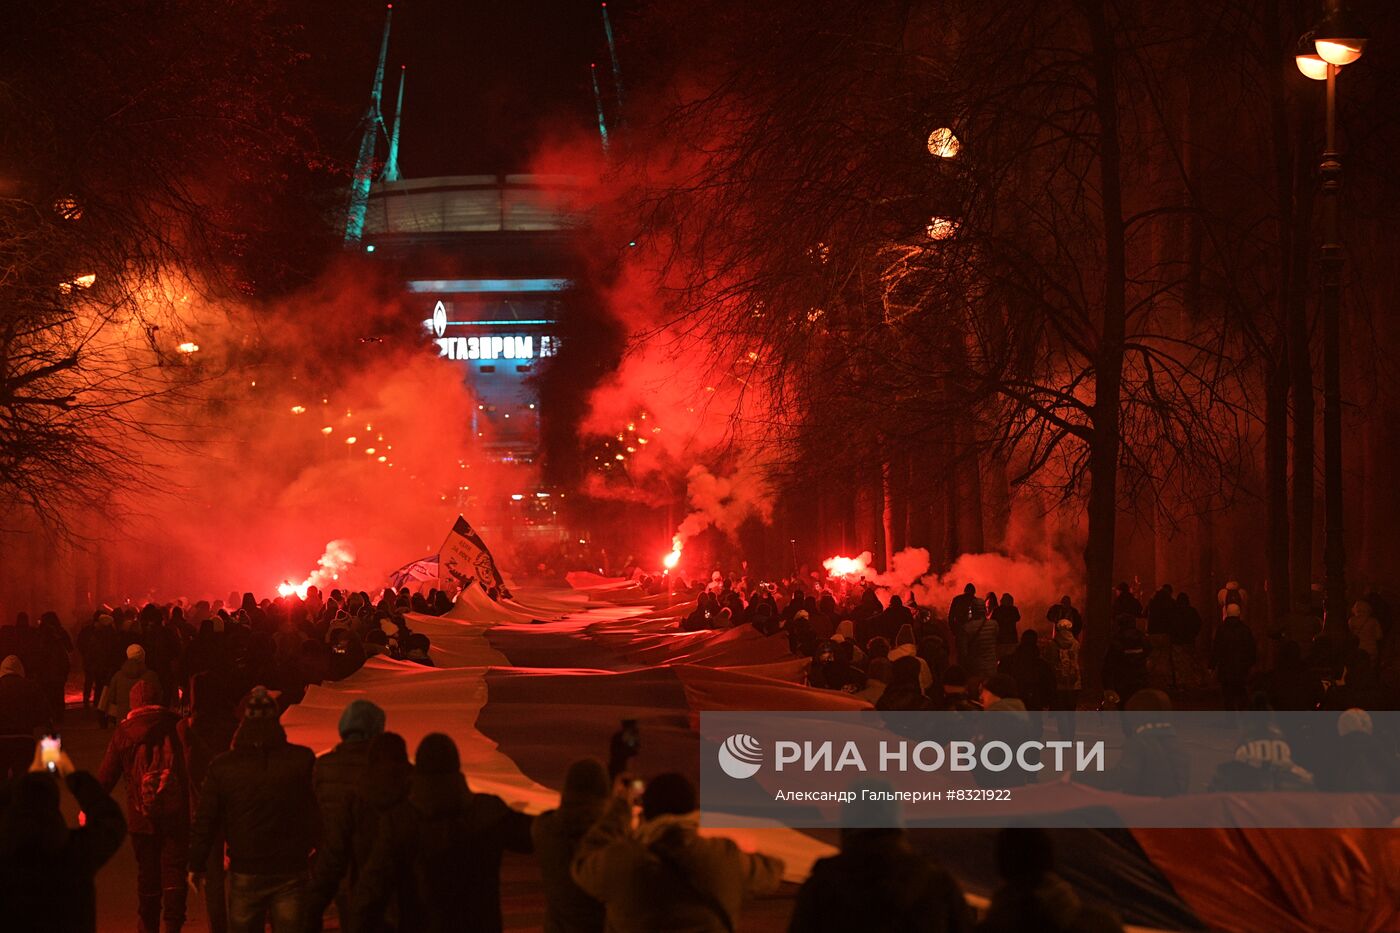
[96,678,189,933]
[791,783,971,933]
[1318,708,1397,793]
[0,655,52,775]
[309,699,387,926]
[572,771,783,933]
[188,686,317,931]
[99,643,161,729]
[1082,690,1189,797]
[353,732,533,933]
[0,740,128,933]
[533,758,611,933]
[305,732,413,932]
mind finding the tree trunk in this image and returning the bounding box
[1082,0,1128,692]
[1265,356,1291,638]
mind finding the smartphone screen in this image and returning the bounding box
[40,735,61,773]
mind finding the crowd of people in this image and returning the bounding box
[0,568,1396,932]
[670,570,1400,720]
[0,684,1127,933]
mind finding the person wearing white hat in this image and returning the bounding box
[99,643,161,727]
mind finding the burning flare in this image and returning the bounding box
[662,536,683,571]
[277,539,356,599]
[823,551,873,580]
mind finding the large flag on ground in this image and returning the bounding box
[388,555,440,589]
[281,579,1400,932]
[438,515,510,599]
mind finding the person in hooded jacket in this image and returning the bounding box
[309,699,385,926]
[305,732,413,932]
[1102,616,1151,706]
[188,686,318,933]
[0,654,51,738]
[0,741,127,933]
[978,829,1123,933]
[1046,621,1082,742]
[34,612,71,725]
[572,772,782,933]
[353,732,533,933]
[876,656,933,711]
[533,757,610,933]
[98,679,190,933]
[999,631,1055,714]
[177,672,237,933]
[992,594,1021,659]
[101,645,162,728]
[1080,690,1188,796]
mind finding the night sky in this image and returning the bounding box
[306,0,620,177]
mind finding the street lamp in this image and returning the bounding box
[1296,0,1367,627]
[1314,5,1369,64]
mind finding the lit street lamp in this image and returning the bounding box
[1295,0,1368,625]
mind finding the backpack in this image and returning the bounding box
[1055,642,1081,687]
[132,726,184,820]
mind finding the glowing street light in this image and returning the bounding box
[1295,0,1369,622]
[1295,32,1330,80]
[1314,4,1368,65]
[927,126,961,158]
[926,216,958,240]
[345,436,358,445]
[176,342,200,354]
[290,405,306,415]
[321,426,333,435]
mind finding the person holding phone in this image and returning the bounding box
[0,739,127,932]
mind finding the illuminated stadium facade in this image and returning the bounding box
[339,10,595,542]
[359,173,584,464]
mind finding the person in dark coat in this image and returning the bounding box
[0,654,51,739]
[1046,596,1083,640]
[1111,583,1143,623]
[101,645,161,728]
[790,826,971,932]
[1145,585,1175,637]
[305,732,412,932]
[0,742,127,933]
[1102,616,1151,706]
[188,686,318,933]
[978,829,1123,933]
[34,612,71,724]
[532,758,610,933]
[1210,606,1257,711]
[1316,709,1398,793]
[876,656,933,711]
[353,732,533,933]
[97,679,189,933]
[992,594,1022,658]
[309,699,385,925]
[947,584,980,651]
[998,631,1055,713]
[177,672,237,933]
[960,607,999,682]
[1081,690,1188,796]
